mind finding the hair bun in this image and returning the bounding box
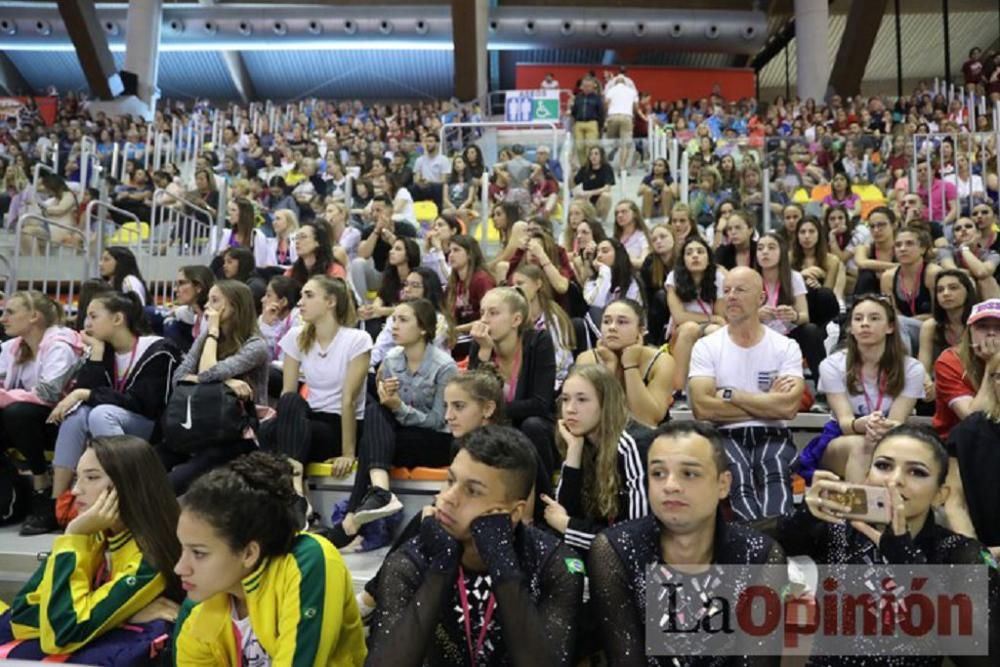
[229,451,296,503]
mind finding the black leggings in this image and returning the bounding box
[258,393,362,464]
[788,323,827,385]
[347,399,453,510]
[2,402,59,475]
[159,439,255,495]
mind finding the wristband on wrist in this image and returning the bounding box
[623,365,639,371]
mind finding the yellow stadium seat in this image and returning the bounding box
[414,200,439,223]
[485,217,501,243]
[108,221,150,244]
[791,188,811,204]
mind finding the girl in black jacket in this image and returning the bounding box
[468,286,557,474]
[543,363,652,551]
[46,292,179,518]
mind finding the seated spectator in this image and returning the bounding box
[569,218,608,288]
[349,193,418,304]
[511,263,576,390]
[267,175,299,220]
[6,437,182,655]
[774,202,803,249]
[824,204,870,292]
[576,299,674,428]
[370,267,449,369]
[267,208,299,269]
[805,295,925,481]
[668,203,699,249]
[582,238,642,312]
[360,237,421,322]
[258,275,302,399]
[666,236,726,390]
[327,299,458,550]
[938,216,1000,299]
[640,222,676,345]
[757,231,828,382]
[821,171,863,218]
[714,209,759,271]
[259,276,370,489]
[919,269,976,374]
[286,220,346,284]
[368,426,583,666]
[0,291,84,536]
[791,215,847,305]
[933,299,1000,441]
[98,246,148,306]
[469,287,557,473]
[588,421,786,662]
[446,234,496,357]
[422,212,460,286]
[212,198,268,272]
[563,199,599,252]
[162,265,214,353]
[880,225,940,354]
[487,200,530,278]
[409,133,450,211]
[164,280,269,494]
[112,168,153,226]
[573,146,615,220]
[688,267,804,520]
[612,199,651,270]
[854,206,899,296]
[527,164,559,221]
[787,425,997,663]
[542,364,652,550]
[173,451,366,665]
[916,159,959,226]
[637,157,673,220]
[442,154,477,219]
[221,247,267,310]
[504,220,572,298]
[324,200,360,261]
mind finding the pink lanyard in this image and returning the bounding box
[859,370,887,415]
[457,567,496,667]
[762,279,780,307]
[494,343,522,403]
[695,298,712,317]
[113,339,138,392]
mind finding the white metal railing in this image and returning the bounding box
[910,130,999,230]
[84,200,139,277]
[9,214,91,305]
[439,120,560,160]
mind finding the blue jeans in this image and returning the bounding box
[54,404,155,470]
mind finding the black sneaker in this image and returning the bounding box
[352,487,403,526]
[20,491,58,536]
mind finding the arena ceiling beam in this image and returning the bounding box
[54,0,123,99]
[826,0,888,98]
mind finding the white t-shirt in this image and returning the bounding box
[414,153,451,184]
[278,325,372,417]
[604,82,638,116]
[762,271,807,335]
[817,350,925,417]
[231,601,270,667]
[121,275,146,307]
[619,229,648,262]
[665,268,726,315]
[689,325,804,429]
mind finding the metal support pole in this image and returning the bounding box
[943,0,952,87]
[894,0,903,98]
[784,45,791,100]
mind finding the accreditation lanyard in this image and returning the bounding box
[457,567,496,667]
[859,370,887,415]
[113,338,139,392]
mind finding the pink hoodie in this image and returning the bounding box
[0,326,85,407]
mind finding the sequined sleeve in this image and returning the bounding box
[587,533,648,667]
[938,537,1000,667]
[486,541,584,666]
[367,549,457,667]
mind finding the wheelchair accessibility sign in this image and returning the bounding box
[505,90,560,122]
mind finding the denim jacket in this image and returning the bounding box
[380,344,457,432]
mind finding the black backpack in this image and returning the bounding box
[162,381,257,454]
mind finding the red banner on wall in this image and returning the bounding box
[0,96,58,127]
[515,63,756,103]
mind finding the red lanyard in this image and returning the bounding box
[494,343,523,403]
[898,262,923,316]
[113,338,139,392]
[695,298,712,317]
[762,279,780,307]
[457,567,496,667]
[859,369,887,415]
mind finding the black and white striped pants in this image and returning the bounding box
[720,426,796,521]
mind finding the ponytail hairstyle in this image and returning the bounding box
[673,235,719,304]
[89,436,182,601]
[446,365,508,425]
[102,246,147,298]
[757,231,795,306]
[845,294,908,397]
[558,364,630,521]
[76,279,114,331]
[297,276,357,352]
[377,237,421,308]
[91,291,150,336]
[231,197,257,248]
[486,286,530,335]
[512,263,576,351]
[222,247,256,283]
[180,265,215,311]
[445,234,487,315]
[265,275,302,318]
[10,290,63,365]
[180,451,299,564]
[212,280,260,360]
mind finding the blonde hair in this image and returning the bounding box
[297,277,357,352]
[273,208,300,237]
[486,286,530,334]
[512,264,576,350]
[10,291,62,364]
[558,364,630,520]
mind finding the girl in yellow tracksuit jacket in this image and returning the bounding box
[5,436,182,655]
[172,450,366,666]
